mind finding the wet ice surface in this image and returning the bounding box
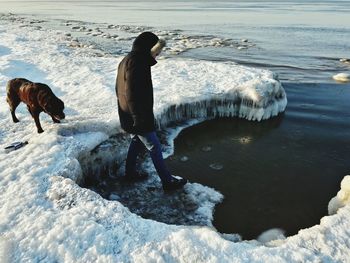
[166,83,350,240]
[80,133,223,227]
[86,175,214,227]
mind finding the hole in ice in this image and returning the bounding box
[78,83,349,241]
[165,83,350,240]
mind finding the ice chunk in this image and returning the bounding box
[209,163,224,170]
[328,175,350,215]
[180,156,189,162]
[333,73,350,82]
[220,233,242,242]
[239,136,252,144]
[257,228,286,243]
[201,146,212,152]
[109,193,120,201]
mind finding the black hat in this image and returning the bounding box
[132,32,159,52]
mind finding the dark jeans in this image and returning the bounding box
[125,131,173,183]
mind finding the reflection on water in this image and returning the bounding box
[166,83,350,240]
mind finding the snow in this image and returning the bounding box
[0,14,350,263]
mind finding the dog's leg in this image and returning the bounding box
[7,96,20,123]
[11,110,20,123]
[27,105,34,117]
[32,110,44,133]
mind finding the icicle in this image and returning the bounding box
[155,91,287,129]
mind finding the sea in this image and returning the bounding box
[1,0,350,240]
[1,0,349,82]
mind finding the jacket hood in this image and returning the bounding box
[132,32,159,52]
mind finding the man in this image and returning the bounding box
[116,32,187,191]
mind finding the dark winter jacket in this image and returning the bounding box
[116,32,159,134]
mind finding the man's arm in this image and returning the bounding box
[125,59,148,127]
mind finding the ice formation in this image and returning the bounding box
[152,60,286,128]
[328,176,350,215]
[1,13,350,263]
[332,73,350,82]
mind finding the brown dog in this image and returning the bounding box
[6,78,65,133]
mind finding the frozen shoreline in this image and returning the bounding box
[1,14,350,263]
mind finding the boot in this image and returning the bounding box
[162,176,187,191]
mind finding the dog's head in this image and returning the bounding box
[44,97,65,122]
[36,83,66,121]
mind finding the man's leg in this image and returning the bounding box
[137,132,173,183]
[125,135,145,177]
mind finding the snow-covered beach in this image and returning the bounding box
[1,11,350,263]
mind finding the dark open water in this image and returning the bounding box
[166,83,350,239]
